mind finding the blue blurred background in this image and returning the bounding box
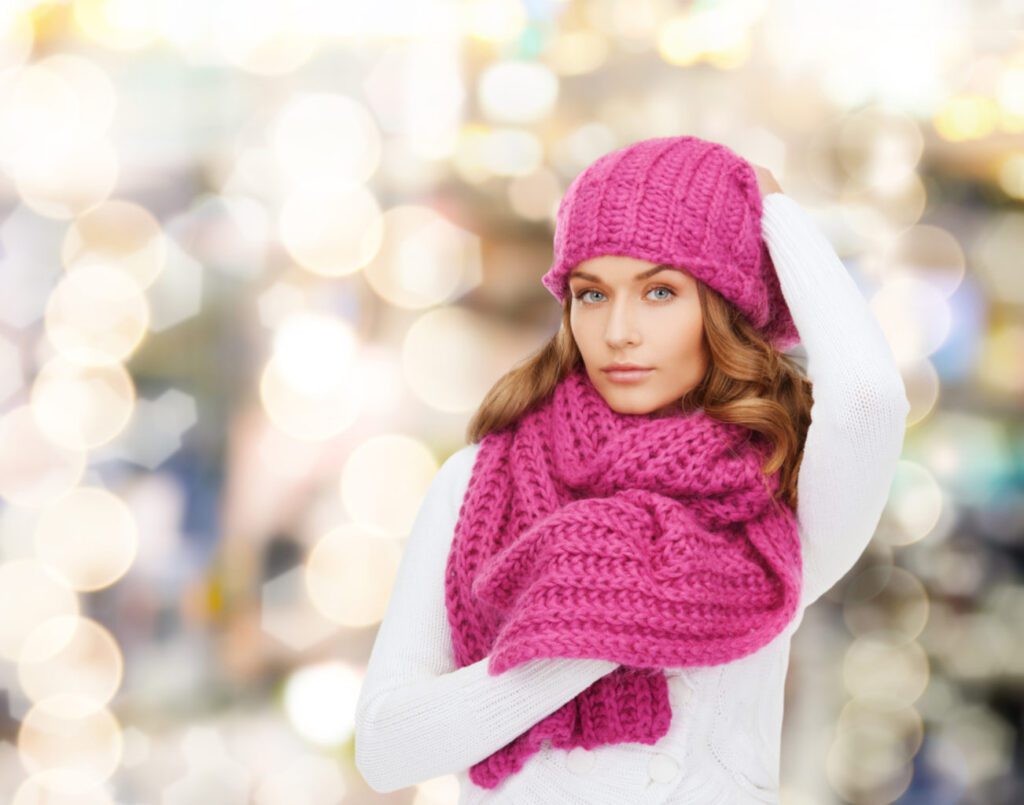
[0,1,1022,803]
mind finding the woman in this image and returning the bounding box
[355,136,910,804]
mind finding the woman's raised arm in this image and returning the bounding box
[760,191,910,610]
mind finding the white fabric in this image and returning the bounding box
[354,192,911,803]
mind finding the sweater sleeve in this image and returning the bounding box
[760,192,911,611]
[353,444,619,794]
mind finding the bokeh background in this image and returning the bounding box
[0,0,1022,803]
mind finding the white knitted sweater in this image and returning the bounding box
[354,192,911,804]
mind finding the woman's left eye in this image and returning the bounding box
[648,286,675,300]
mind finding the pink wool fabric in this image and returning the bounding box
[444,365,804,790]
[540,135,801,351]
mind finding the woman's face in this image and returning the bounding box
[567,255,709,417]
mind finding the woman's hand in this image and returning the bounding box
[750,163,782,197]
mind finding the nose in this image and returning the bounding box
[604,297,640,348]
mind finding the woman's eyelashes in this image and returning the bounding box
[572,286,677,304]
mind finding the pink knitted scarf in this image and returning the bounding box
[444,364,803,790]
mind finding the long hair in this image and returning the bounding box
[464,279,814,511]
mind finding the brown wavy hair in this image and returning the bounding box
[465,280,814,512]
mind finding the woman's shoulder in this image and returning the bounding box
[435,442,482,510]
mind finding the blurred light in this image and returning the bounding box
[876,224,965,298]
[272,312,358,397]
[507,166,562,222]
[480,127,544,176]
[0,205,66,329]
[164,727,251,803]
[309,0,460,38]
[282,661,360,747]
[37,54,118,135]
[546,30,609,76]
[886,461,945,546]
[931,703,1015,788]
[141,237,203,334]
[478,60,558,124]
[901,358,937,430]
[657,7,753,69]
[44,264,150,366]
[73,0,160,50]
[837,108,924,193]
[362,38,466,152]
[271,93,381,187]
[839,173,928,239]
[278,180,384,277]
[827,699,919,801]
[0,56,119,215]
[583,0,666,42]
[450,125,494,184]
[843,566,930,640]
[971,210,1024,304]
[261,565,340,651]
[252,753,347,805]
[17,696,122,782]
[305,523,403,627]
[997,153,1024,199]
[0,406,86,508]
[214,0,318,76]
[932,610,1018,681]
[30,357,135,451]
[415,773,462,803]
[0,558,79,661]
[347,346,406,420]
[462,0,527,43]
[871,274,951,364]
[0,62,79,170]
[0,9,34,71]
[0,333,24,405]
[997,66,1024,116]
[934,95,1000,141]
[13,773,115,805]
[549,121,618,178]
[339,434,438,537]
[33,486,138,591]
[930,551,985,599]
[979,322,1024,394]
[402,306,507,413]
[363,204,481,309]
[63,200,167,291]
[910,411,1013,508]
[260,352,361,442]
[16,134,119,220]
[257,280,307,329]
[843,633,930,707]
[91,388,197,470]
[762,0,964,114]
[18,615,124,716]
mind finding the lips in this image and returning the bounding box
[603,367,654,384]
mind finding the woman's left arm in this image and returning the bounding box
[759,190,911,611]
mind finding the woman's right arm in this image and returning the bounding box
[354,444,618,794]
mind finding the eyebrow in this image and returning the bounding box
[568,263,675,283]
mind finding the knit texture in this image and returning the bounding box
[443,364,803,790]
[540,135,800,351]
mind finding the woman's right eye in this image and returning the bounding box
[574,289,604,303]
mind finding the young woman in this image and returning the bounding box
[354,136,910,804]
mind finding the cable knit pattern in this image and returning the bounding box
[443,364,803,790]
[541,135,800,351]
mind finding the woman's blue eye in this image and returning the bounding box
[573,287,675,304]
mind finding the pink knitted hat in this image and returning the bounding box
[541,135,800,351]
